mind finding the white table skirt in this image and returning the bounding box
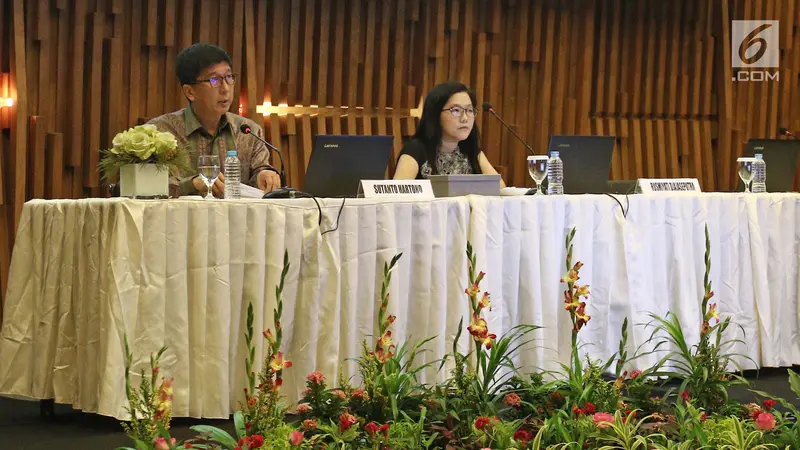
[467,193,800,376]
[1,194,798,419]
[0,197,472,419]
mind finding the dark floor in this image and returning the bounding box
[0,367,798,449]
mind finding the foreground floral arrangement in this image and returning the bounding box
[119,227,800,449]
[99,124,191,181]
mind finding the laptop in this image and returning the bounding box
[302,135,394,197]
[736,139,800,192]
[542,136,616,194]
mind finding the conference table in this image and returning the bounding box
[0,193,798,420]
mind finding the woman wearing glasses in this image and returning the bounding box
[393,81,504,186]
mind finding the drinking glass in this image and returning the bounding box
[198,154,221,199]
[737,157,755,193]
[527,156,549,195]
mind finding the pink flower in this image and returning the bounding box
[301,418,317,430]
[288,430,303,446]
[628,370,642,380]
[306,371,325,384]
[332,389,347,400]
[593,412,615,429]
[755,412,776,431]
[154,437,176,450]
[503,393,522,407]
[351,388,368,400]
[295,403,311,414]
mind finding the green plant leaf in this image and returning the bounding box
[190,425,238,449]
[233,410,246,440]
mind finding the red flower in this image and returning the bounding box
[339,412,357,432]
[572,406,584,416]
[474,416,491,430]
[365,422,380,437]
[295,403,311,414]
[250,435,265,448]
[700,412,707,422]
[763,399,777,411]
[380,423,390,439]
[185,444,192,449]
[306,371,325,384]
[504,393,522,407]
[387,314,396,324]
[628,370,642,380]
[247,396,257,407]
[514,429,533,445]
[755,412,776,431]
[584,402,596,414]
[681,391,690,402]
[288,430,303,447]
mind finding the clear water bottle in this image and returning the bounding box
[224,150,241,199]
[547,151,564,195]
[752,153,767,193]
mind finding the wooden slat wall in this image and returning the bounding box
[1,0,800,317]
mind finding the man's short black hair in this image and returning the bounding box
[175,43,233,86]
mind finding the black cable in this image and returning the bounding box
[321,198,346,235]
[604,193,629,218]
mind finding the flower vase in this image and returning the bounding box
[119,163,169,198]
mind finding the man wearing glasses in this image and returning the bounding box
[148,43,281,197]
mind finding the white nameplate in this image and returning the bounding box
[359,180,435,199]
[638,178,702,193]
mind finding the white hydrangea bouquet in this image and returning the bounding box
[99,124,191,197]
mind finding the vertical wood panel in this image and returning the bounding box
[2,0,800,310]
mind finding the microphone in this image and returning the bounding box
[778,127,796,139]
[482,102,536,156]
[239,123,287,188]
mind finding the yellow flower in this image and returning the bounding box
[269,352,292,372]
[478,292,492,311]
[561,269,579,284]
[468,313,488,338]
[465,272,485,296]
[378,330,393,349]
[575,284,590,298]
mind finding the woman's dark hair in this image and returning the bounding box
[176,43,233,86]
[413,81,482,175]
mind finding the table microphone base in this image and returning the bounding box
[263,187,299,199]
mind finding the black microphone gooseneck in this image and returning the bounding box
[239,123,287,187]
[482,101,536,156]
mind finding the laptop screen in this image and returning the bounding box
[302,135,394,197]
[546,135,616,194]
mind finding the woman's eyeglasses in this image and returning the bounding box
[442,106,477,118]
[193,74,237,88]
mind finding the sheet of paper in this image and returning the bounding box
[239,183,265,199]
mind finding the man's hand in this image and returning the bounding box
[257,169,281,193]
[191,173,225,198]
